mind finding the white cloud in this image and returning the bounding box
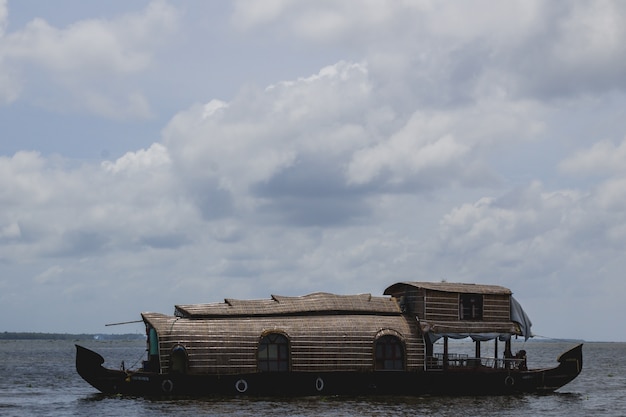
[0,0,6,37]
[550,2,626,75]
[236,1,626,100]
[0,151,57,205]
[423,1,542,42]
[0,0,180,116]
[595,177,626,213]
[163,60,548,224]
[0,144,197,265]
[102,143,170,174]
[440,182,570,254]
[347,116,469,186]
[233,0,425,43]
[437,180,626,303]
[202,99,228,119]
[163,62,374,211]
[3,1,178,74]
[231,0,294,30]
[560,138,626,176]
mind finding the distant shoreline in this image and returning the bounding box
[0,332,144,341]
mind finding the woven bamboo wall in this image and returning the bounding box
[144,313,425,375]
[483,294,510,321]
[423,290,458,321]
[421,291,511,322]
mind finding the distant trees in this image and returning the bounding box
[0,332,143,340]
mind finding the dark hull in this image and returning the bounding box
[76,344,582,397]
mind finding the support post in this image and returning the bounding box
[494,338,498,368]
[504,338,512,369]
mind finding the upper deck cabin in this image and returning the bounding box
[383,282,527,336]
[384,281,511,321]
[384,282,532,369]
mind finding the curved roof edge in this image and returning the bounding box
[384,281,512,296]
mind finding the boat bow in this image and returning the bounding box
[536,343,583,392]
[558,343,583,370]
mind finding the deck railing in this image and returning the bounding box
[426,353,526,370]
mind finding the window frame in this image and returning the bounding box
[257,332,290,372]
[374,334,406,371]
[169,344,188,374]
[459,293,484,320]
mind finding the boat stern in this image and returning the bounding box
[75,344,128,394]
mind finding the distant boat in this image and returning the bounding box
[76,281,582,396]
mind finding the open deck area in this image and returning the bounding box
[427,353,526,370]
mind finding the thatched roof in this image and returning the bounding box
[174,292,401,318]
[384,281,512,296]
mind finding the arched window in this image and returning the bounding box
[170,344,188,374]
[375,335,405,370]
[258,333,289,372]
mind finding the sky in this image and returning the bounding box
[1,0,625,342]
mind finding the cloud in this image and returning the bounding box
[0,0,180,116]
[163,60,548,227]
[440,182,576,257]
[437,179,626,299]
[559,138,626,176]
[232,1,626,102]
[346,113,470,186]
[0,0,6,37]
[163,61,375,224]
[0,145,198,262]
[102,142,170,174]
[536,1,626,96]
[232,1,429,43]
[231,0,294,30]
[595,176,626,213]
[3,1,178,74]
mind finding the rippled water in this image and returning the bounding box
[0,339,623,416]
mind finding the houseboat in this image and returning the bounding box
[76,281,582,396]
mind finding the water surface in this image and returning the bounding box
[0,339,621,416]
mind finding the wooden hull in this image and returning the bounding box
[75,344,582,397]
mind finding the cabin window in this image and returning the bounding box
[258,333,290,372]
[374,335,405,370]
[460,293,483,320]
